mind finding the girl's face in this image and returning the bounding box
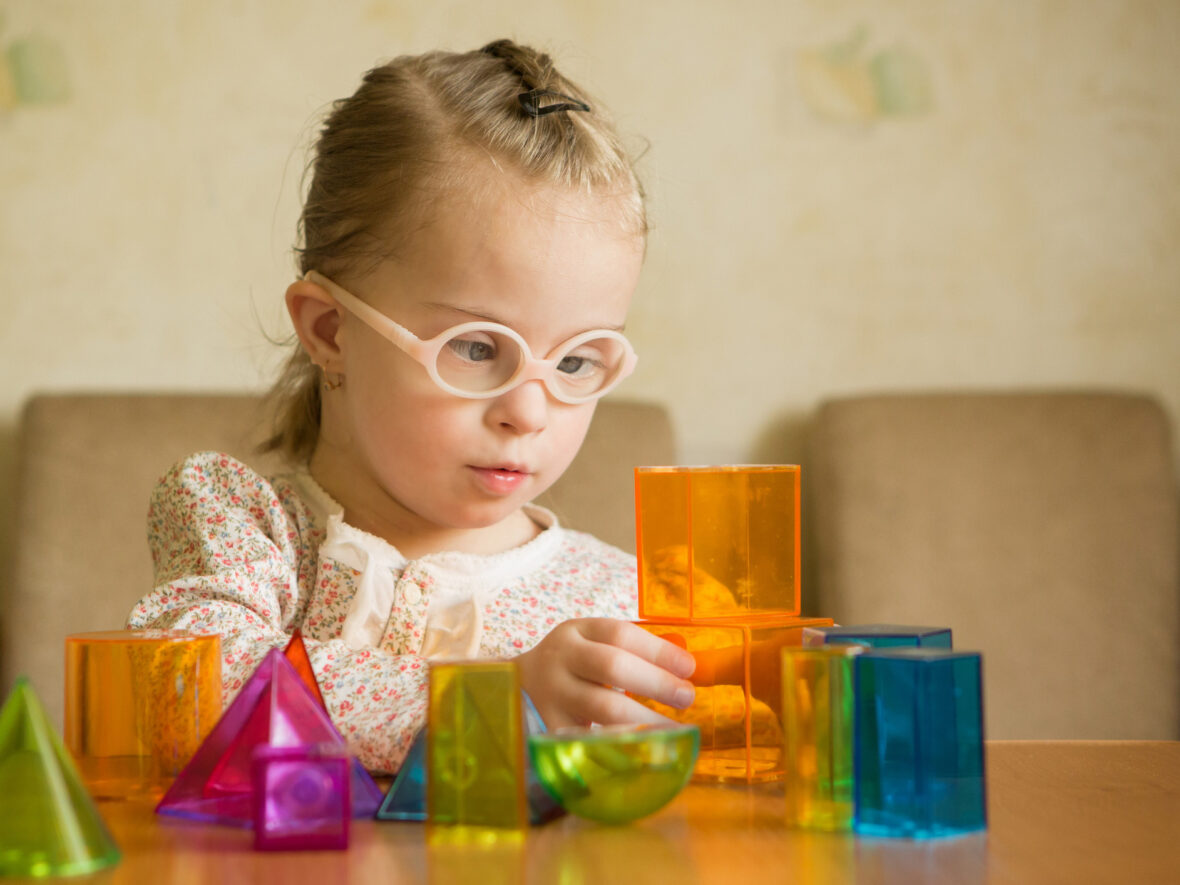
[311,175,645,554]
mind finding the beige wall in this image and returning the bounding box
[3,1,1178,585]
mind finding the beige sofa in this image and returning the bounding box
[6,389,1178,740]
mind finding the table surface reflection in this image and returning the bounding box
[30,741,1180,884]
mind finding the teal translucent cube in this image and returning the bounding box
[804,623,952,649]
[853,648,986,838]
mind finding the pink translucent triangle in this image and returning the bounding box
[155,648,381,826]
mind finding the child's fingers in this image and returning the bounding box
[574,618,696,677]
[559,678,685,729]
[567,627,696,710]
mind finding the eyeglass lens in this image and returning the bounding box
[436,329,628,397]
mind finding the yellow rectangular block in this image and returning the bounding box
[782,644,861,831]
[427,661,527,832]
[635,466,801,621]
[635,616,834,783]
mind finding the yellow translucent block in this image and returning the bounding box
[635,617,834,783]
[427,661,527,834]
[64,630,221,799]
[635,466,801,621]
[782,645,862,831]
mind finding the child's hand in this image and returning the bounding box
[515,618,697,730]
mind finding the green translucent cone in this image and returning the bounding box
[0,678,121,877]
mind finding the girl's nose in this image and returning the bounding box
[485,378,550,434]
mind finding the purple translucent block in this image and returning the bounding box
[252,744,350,851]
[156,648,381,825]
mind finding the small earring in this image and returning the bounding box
[321,371,344,392]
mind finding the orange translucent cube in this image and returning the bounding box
[635,616,833,783]
[635,466,801,621]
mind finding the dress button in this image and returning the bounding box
[403,584,422,605]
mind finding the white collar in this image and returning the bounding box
[287,467,566,655]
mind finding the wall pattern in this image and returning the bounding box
[796,25,933,125]
[0,25,71,109]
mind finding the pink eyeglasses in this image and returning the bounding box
[306,271,638,404]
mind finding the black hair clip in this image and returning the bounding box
[518,88,591,117]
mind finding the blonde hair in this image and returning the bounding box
[262,39,647,461]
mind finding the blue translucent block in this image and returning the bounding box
[377,730,428,821]
[853,648,986,839]
[803,624,952,649]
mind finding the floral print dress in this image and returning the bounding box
[127,451,638,773]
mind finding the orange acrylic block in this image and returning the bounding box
[635,466,801,621]
[64,630,221,799]
[635,616,834,783]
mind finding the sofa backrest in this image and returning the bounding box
[809,391,1180,739]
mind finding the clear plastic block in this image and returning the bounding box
[252,744,349,851]
[803,624,952,649]
[635,616,833,782]
[782,644,862,830]
[64,629,221,798]
[636,466,800,621]
[853,648,987,838]
[427,661,527,833]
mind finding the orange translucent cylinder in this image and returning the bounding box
[635,617,833,783]
[635,466,801,621]
[64,630,221,798]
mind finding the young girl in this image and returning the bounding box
[127,39,696,773]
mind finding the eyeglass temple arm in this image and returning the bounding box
[303,271,429,361]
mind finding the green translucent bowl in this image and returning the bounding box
[527,724,699,824]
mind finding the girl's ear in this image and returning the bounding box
[286,278,344,371]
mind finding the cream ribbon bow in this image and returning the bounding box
[419,598,483,660]
[318,514,403,649]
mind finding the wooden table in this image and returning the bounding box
[37,741,1180,884]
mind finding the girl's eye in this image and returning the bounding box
[446,335,497,363]
[557,352,605,379]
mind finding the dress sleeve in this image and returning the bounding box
[126,452,426,773]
